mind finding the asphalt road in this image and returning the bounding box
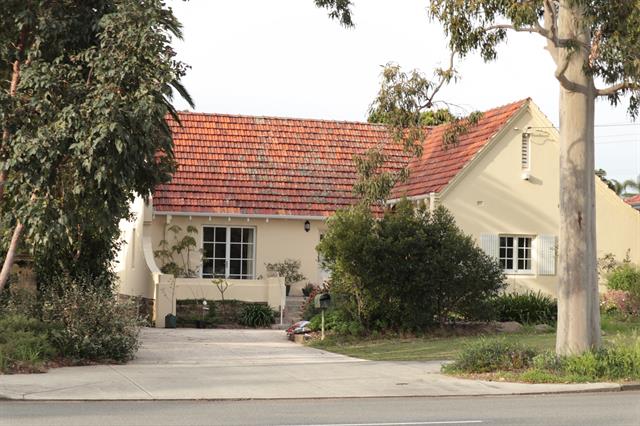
[2,391,639,426]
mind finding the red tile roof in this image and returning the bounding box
[391,99,527,198]
[153,100,528,216]
[153,114,410,216]
[626,194,640,206]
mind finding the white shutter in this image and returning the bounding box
[537,235,556,275]
[480,234,499,260]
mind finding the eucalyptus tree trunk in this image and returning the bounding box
[555,3,601,355]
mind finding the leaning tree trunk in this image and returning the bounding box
[555,4,601,355]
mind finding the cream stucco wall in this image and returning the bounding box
[116,210,328,303]
[115,197,156,300]
[440,102,640,296]
[148,214,327,290]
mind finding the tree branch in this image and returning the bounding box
[554,53,588,93]
[596,81,640,97]
[423,51,456,109]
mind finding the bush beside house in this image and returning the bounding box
[316,200,505,333]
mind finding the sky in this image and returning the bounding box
[167,0,640,183]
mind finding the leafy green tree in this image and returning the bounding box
[0,0,192,291]
[319,0,640,355]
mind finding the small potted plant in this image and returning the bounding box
[265,259,306,296]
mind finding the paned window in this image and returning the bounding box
[202,226,255,279]
[499,236,532,273]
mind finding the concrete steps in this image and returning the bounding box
[272,296,306,329]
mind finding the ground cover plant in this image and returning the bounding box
[443,333,640,383]
[309,314,640,369]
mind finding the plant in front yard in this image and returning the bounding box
[317,199,505,331]
[491,291,558,325]
[443,338,537,374]
[265,259,306,296]
[154,224,201,277]
[41,277,143,362]
[239,304,275,328]
[0,314,58,373]
[606,263,640,301]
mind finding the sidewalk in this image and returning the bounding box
[0,328,621,400]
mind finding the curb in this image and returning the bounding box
[0,385,624,402]
[620,382,640,391]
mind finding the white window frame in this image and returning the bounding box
[499,235,533,275]
[202,226,256,280]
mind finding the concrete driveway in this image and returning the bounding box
[0,328,620,400]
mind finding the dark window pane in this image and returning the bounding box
[506,237,513,247]
[500,237,507,247]
[499,248,506,258]
[242,228,254,243]
[203,227,214,242]
[230,260,241,275]
[242,244,255,259]
[506,248,513,258]
[518,259,525,270]
[230,228,242,242]
[506,259,513,269]
[241,260,247,275]
[214,259,225,277]
[215,227,226,243]
[499,259,506,269]
[230,243,241,259]
[214,243,226,258]
[518,248,526,259]
[202,259,213,277]
[203,243,214,258]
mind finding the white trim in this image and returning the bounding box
[154,210,328,221]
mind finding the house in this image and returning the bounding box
[115,99,640,326]
[626,194,640,211]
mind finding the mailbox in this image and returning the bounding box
[314,293,331,309]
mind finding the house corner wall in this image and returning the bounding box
[115,197,157,300]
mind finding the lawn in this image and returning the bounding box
[309,315,640,361]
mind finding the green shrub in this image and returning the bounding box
[239,304,275,328]
[0,314,58,373]
[561,338,640,381]
[41,278,143,362]
[607,264,640,300]
[317,200,505,330]
[444,338,537,373]
[491,291,557,324]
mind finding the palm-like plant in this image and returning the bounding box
[622,176,640,197]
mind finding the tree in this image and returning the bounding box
[319,1,640,355]
[622,176,640,196]
[0,0,193,292]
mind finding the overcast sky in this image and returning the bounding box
[167,0,640,183]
